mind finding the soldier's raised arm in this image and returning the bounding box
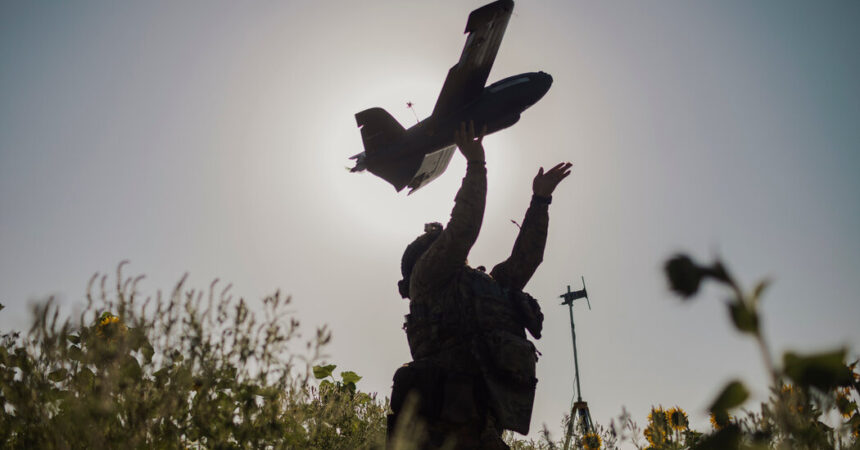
[410,122,488,296]
[491,162,572,291]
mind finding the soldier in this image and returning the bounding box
[389,121,572,449]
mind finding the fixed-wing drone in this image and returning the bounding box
[349,0,552,194]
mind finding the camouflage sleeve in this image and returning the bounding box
[490,195,550,291]
[410,162,487,296]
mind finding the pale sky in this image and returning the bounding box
[2,0,859,442]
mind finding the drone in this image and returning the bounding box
[350,0,552,194]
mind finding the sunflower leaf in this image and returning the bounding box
[341,370,362,385]
[68,345,83,362]
[783,348,852,391]
[313,364,336,380]
[728,301,758,335]
[48,368,68,382]
[709,380,749,415]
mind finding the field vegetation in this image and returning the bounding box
[1,256,857,449]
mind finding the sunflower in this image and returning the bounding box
[709,412,732,430]
[582,432,601,450]
[648,407,669,428]
[644,407,669,446]
[96,312,127,339]
[100,315,120,326]
[644,427,665,447]
[668,406,689,431]
[835,387,854,419]
[780,383,805,414]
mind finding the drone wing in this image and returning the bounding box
[431,0,514,119]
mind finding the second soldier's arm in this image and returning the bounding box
[491,162,572,291]
[410,122,488,296]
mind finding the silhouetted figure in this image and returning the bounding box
[389,121,572,449]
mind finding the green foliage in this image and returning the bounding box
[727,300,759,335]
[341,371,362,386]
[508,256,860,449]
[2,253,858,450]
[508,254,859,450]
[313,363,337,380]
[709,380,750,423]
[783,349,854,391]
[661,253,860,450]
[0,263,386,449]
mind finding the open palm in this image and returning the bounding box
[533,162,572,197]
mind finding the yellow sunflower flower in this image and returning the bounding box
[96,312,127,339]
[668,406,689,431]
[644,407,669,446]
[644,427,665,447]
[582,432,601,450]
[835,387,854,419]
[709,412,732,430]
[648,407,669,427]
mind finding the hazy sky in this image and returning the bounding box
[2,0,859,441]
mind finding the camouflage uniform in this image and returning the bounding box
[390,161,550,449]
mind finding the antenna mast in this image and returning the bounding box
[560,277,594,448]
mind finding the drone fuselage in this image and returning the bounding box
[356,71,552,192]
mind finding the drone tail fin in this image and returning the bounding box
[355,107,405,157]
[354,107,420,192]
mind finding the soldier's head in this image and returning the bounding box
[398,222,443,298]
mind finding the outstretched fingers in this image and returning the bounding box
[533,162,572,196]
[546,162,572,175]
[548,162,572,181]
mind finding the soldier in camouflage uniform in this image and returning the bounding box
[389,121,572,449]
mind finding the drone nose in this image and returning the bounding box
[539,71,553,86]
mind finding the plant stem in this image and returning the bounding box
[730,275,779,385]
[756,331,779,386]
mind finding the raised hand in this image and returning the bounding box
[532,162,572,197]
[454,120,487,163]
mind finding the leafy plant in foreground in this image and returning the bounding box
[507,253,859,450]
[664,253,859,450]
[0,262,387,449]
